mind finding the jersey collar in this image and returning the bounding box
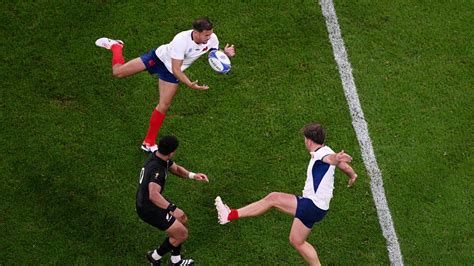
[313,145,324,153]
[310,145,324,158]
[152,152,170,166]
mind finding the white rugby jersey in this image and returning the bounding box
[155,29,219,74]
[302,146,336,210]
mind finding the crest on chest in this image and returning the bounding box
[154,172,167,180]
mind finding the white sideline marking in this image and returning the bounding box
[318,0,404,265]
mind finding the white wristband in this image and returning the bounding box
[188,172,196,179]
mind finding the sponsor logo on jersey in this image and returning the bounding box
[166,213,173,222]
[202,46,208,51]
[154,172,160,179]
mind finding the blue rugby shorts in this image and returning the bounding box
[295,196,328,228]
[140,49,179,84]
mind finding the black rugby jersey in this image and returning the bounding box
[136,152,174,211]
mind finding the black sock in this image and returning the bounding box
[171,244,182,256]
[156,237,174,256]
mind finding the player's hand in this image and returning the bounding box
[171,208,186,222]
[223,44,235,57]
[177,212,188,226]
[179,214,188,226]
[194,173,209,183]
[335,150,352,163]
[347,174,358,188]
[189,80,209,90]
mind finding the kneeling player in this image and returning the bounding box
[136,135,209,265]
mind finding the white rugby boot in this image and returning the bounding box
[141,143,158,153]
[95,37,124,49]
[215,196,231,225]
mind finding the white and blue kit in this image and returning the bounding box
[295,146,336,228]
[140,29,219,83]
[156,29,219,73]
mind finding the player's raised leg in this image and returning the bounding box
[95,37,146,78]
[112,57,147,78]
[142,79,179,151]
[238,192,297,217]
[289,218,321,266]
[215,192,297,224]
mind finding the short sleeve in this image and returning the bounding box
[170,35,187,60]
[210,33,219,50]
[314,146,334,161]
[149,169,165,187]
[313,152,325,161]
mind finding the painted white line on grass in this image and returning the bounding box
[318,0,404,265]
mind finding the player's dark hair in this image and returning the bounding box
[302,123,325,145]
[158,135,179,155]
[193,17,213,32]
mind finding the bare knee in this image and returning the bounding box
[175,228,188,243]
[289,234,304,249]
[264,192,282,204]
[112,68,126,78]
[157,102,171,113]
[159,98,173,110]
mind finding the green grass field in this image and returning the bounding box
[1,0,472,264]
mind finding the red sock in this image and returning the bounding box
[111,44,125,66]
[143,109,166,146]
[228,209,239,221]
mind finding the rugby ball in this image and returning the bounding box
[208,50,231,74]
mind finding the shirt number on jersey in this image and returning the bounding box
[139,167,145,184]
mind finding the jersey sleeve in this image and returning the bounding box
[210,33,219,50]
[148,168,165,187]
[314,146,335,161]
[169,34,187,60]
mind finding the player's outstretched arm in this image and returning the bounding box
[170,163,209,182]
[338,162,358,187]
[323,150,352,165]
[323,150,358,187]
[171,58,209,90]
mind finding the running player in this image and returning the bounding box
[136,135,209,266]
[95,17,236,152]
[215,123,358,266]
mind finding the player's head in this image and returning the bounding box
[193,17,213,32]
[158,135,179,156]
[192,17,213,44]
[302,123,326,145]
